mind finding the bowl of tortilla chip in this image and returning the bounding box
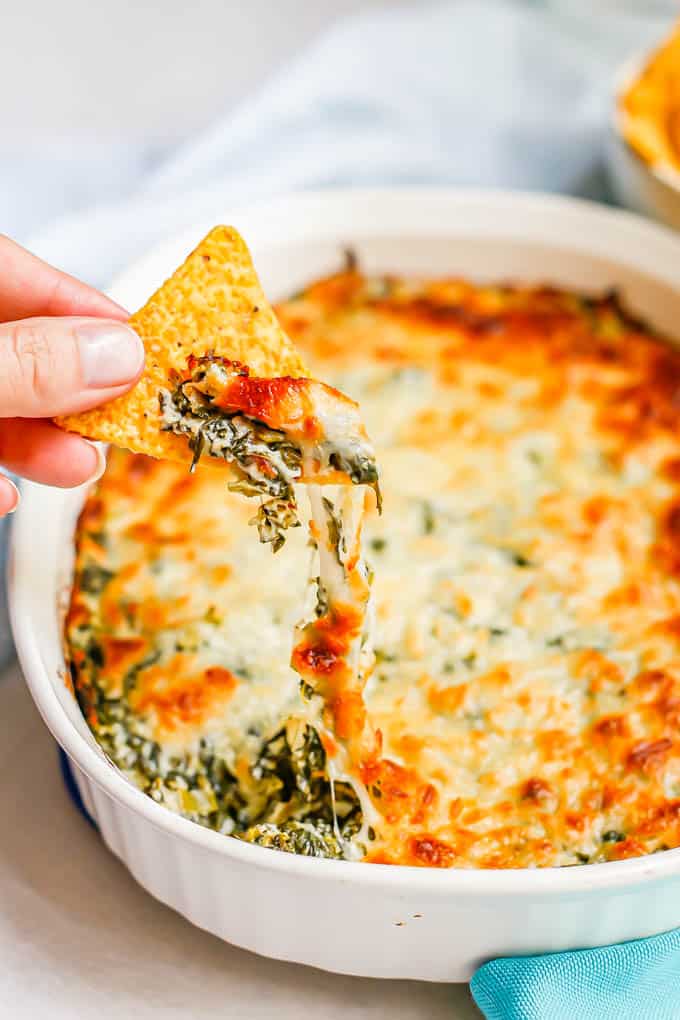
[608,20,680,229]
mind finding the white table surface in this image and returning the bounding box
[0,661,479,1018]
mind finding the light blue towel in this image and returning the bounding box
[3,3,680,1014]
[471,928,680,1019]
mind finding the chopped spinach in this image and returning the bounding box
[249,497,300,553]
[158,355,381,552]
[73,643,364,842]
[239,820,344,859]
[85,637,104,669]
[314,577,330,618]
[422,501,436,535]
[79,564,114,595]
[322,496,345,566]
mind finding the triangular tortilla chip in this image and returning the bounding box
[57,226,306,465]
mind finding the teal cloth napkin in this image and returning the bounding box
[471,928,680,1019]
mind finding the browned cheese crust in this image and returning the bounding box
[68,269,680,868]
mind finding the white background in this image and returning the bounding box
[3,0,394,144]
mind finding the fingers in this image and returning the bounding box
[0,235,128,321]
[0,419,105,488]
[0,236,129,508]
[0,474,19,516]
[0,316,144,417]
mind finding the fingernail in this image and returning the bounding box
[86,444,108,484]
[77,322,144,388]
[3,477,20,514]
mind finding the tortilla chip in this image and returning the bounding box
[57,226,307,466]
[620,21,680,172]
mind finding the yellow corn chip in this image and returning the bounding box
[57,225,307,465]
[620,20,680,172]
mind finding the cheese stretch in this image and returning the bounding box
[158,352,381,842]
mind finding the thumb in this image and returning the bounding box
[0,316,144,418]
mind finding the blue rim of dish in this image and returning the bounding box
[59,747,98,830]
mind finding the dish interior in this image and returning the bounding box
[65,261,680,869]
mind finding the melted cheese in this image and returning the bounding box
[68,274,680,868]
[161,353,380,813]
[293,485,377,756]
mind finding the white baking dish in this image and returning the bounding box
[9,190,680,983]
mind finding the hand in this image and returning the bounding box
[0,236,144,517]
